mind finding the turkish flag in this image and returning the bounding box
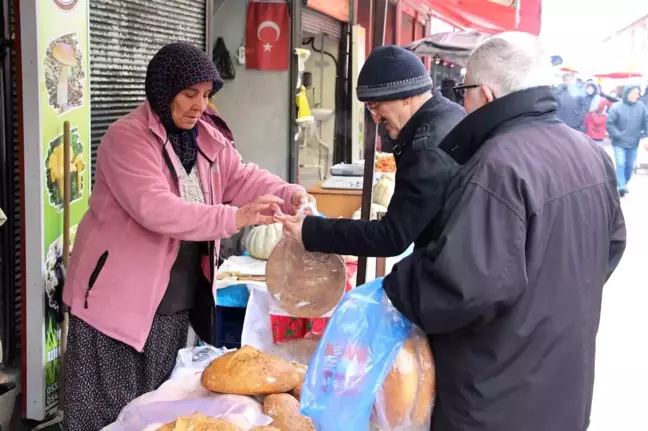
[245,0,290,71]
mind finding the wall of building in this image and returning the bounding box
[210,0,291,179]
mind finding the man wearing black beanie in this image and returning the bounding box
[277,45,465,260]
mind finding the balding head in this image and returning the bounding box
[462,32,553,113]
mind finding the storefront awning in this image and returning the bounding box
[422,0,542,35]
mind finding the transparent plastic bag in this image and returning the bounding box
[266,203,346,318]
[299,277,412,431]
[371,326,436,431]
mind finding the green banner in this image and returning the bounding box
[38,0,90,411]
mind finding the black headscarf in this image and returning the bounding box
[145,42,224,172]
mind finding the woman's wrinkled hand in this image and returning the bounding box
[290,191,316,215]
[235,195,284,229]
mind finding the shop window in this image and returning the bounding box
[401,14,414,46]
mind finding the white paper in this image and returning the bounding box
[218,255,266,276]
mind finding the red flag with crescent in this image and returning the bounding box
[245,0,290,71]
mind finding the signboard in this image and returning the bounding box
[19,0,91,420]
[307,0,349,22]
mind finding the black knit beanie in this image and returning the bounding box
[356,45,433,102]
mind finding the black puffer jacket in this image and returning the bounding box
[301,92,465,257]
[384,86,626,431]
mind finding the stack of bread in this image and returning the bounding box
[160,334,434,431]
[157,345,313,431]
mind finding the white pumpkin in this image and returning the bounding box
[372,174,395,207]
[352,203,388,220]
[245,223,283,260]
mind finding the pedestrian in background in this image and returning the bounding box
[606,85,648,196]
[555,73,586,130]
[583,98,611,144]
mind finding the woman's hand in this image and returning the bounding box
[235,195,284,229]
[290,191,316,215]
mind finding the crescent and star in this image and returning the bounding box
[257,20,281,52]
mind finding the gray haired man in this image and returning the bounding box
[384,32,626,430]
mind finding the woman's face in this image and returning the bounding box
[170,81,214,129]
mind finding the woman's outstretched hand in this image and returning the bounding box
[235,195,284,229]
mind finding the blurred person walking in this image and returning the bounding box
[606,85,648,196]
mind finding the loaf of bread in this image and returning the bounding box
[264,393,315,431]
[371,328,436,430]
[412,334,436,427]
[158,413,243,431]
[266,237,346,318]
[201,345,300,395]
[250,427,281,431]
[289,361,308,400]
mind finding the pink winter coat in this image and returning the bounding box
[63,102,304,351]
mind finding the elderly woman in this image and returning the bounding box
[62,42,309,430]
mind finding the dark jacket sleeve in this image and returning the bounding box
[603,151,627,280]
[607,203,626,281]
[606,105,621,140]
[383,183,527,334]
[302,147,454,257]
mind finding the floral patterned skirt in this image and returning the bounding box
[62,312,189,431]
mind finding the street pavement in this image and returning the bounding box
[589,170,648,431]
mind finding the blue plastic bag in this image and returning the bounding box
[300,277,412,431]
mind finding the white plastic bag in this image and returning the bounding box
[170,345,234,380]
[104,393,272,431]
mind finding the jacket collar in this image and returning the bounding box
[396,91,445,148]
[439,86,558,165]
[143,101,226,162]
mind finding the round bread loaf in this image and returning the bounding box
[158,413,243,431]
[289,361,308,400]
[266,237,346,318]
[412,335,436,427]
[374,339,419,428]
[250,427,281,431]
[201,346,299,395]
[263,393,315,431]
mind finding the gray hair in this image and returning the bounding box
[466,32,553,98]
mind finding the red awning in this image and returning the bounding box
[594,72,643,79]
[423,0,542,35]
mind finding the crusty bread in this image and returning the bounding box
[289,362,308,400]
[263,393,315,431]
[201,346,299,395]
[158,414,243,431]
[250,427,281,431]
[372,339,419,428]
[157,422,176,431]
[266,237,346,318]
[412,336,436,427]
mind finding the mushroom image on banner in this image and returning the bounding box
[44,127,86,210]
[44,33,85,114]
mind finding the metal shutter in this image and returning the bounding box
[302,8,342,39]
[0,0,20,365]
[89,0,206,183]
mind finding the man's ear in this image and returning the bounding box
[481,86,495,104]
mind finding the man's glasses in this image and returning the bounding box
[366,102,381,116]
[453,84,480,99]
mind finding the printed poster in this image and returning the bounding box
[39,0,90,412]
